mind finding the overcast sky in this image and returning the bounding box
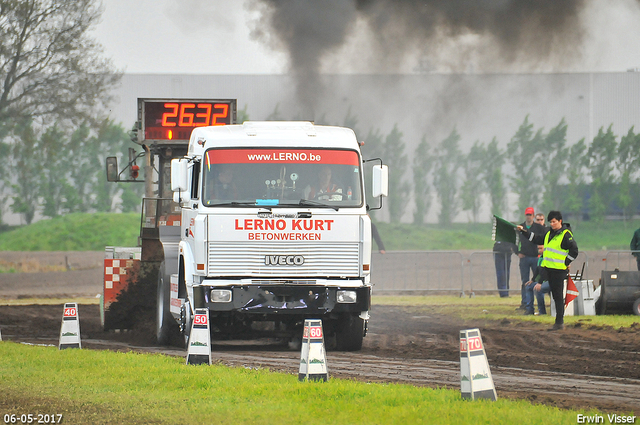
[92,0,640,75]
[91,0,286,74]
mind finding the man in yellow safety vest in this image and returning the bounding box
[517,210,579,331]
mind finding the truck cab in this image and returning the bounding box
[159,121,388,350]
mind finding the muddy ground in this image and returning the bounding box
[1,251,639,414]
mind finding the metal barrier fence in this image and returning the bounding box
[604,250,640,272]
[371,250,594,296]
[466,251,589,296]
[370,251,464,295]
[466,251,520,296]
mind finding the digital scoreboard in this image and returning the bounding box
[138,98,237,143]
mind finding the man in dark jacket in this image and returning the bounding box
[631,227,640,271]
[517,210,579,330]
[517,207,547,311]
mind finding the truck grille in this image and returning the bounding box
[207,242,360,277]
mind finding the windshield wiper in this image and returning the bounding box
[296,199,339,211]
[209,200,339,211]
[208,201,264,208]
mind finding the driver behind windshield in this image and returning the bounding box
[304,166,343,201]
[208,164,237,200]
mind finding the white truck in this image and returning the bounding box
[158,121,388,350]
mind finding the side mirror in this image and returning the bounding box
[372,164,388,198]
[171,158,188,192]
[106,157,119,182]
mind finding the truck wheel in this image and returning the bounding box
[633,298,640,316]
[335,314,365,351]
[157,261,179,345]
[180,300,193,349]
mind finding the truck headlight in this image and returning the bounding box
[211,289,232,303]
[337,290,357,304]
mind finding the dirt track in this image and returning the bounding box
[1,251,639,414]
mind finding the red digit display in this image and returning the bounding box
[161,103,179,127]
[197,104,212,126]
[211,104,229,126]
[141,99,236,142]
[179,103,195,126]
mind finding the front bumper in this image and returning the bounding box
[202,285,370,314]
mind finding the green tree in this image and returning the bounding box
[540,119,569,213]
[412,136,433,225]
[0,0,120,127]
[39,125,67,218]
[564,138,588,224]
[460,141,485,223]
[361,127,385,218]
[383,125,410,223]
[362,127,384,160]
[8,120,40,224]
[433,128,462,226]
[506,116,542,215]
[62,124,92,213]
[1,0,120,223]
[92,119,139,212]
[482,138,506,218]
[0,139,9,224]
[587,125,618,223]
[616,127,640,222]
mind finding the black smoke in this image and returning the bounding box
[249,0,587,115]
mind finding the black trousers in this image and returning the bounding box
[547,268,568,325]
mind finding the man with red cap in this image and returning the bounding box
[516,207,546,312]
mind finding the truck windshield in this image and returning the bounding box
[202,148,363,207]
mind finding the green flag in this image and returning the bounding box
[492,215,518,245]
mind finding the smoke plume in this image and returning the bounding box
[249,0,587,115]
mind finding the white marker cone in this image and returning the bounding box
[186,308,211,365]
[459,328,497,401]
[298,319,328,382]
[59,303,81,350]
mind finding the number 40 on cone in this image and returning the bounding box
[59,303,81,350]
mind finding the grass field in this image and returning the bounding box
[1,296,638,423]
[0,342,599,425]
[0,213,140,251]
[373,295,640,330]
[1,212,639,252]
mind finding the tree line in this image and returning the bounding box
[0,119,141,225]
[347,114,640,226]
[4,105,640,227]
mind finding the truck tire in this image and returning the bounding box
[335,314,365,351]
[180,300,193,349]
[156,261,179,345]
[633,298,640,316]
